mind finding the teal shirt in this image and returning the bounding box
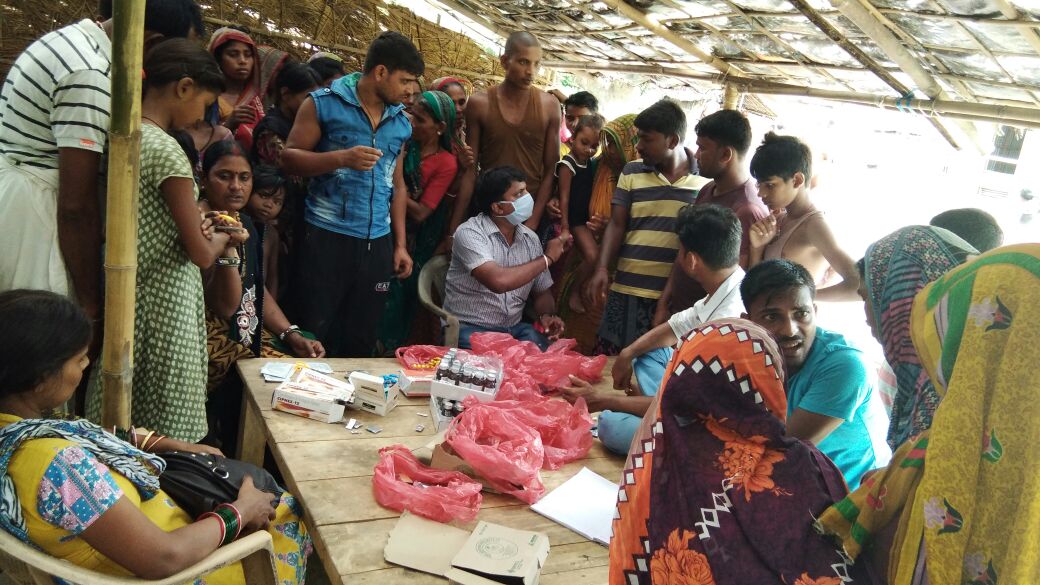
[787,327,892,489]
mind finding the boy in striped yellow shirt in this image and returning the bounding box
[585,99,709,354]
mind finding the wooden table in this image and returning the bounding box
[236,357,625,584]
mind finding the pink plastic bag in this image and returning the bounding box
[395,345,448,370]
[444,402,546,503]
[470,332,608,393]
[464,396,594,470]
[372,445,483,523]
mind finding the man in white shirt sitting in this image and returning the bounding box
[562,204,745,454]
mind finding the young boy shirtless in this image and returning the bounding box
[747,133,860,301]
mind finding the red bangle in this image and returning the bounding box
[197,512,226,547]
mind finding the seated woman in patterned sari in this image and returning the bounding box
[0,290,311,584]
[609,318,876,585]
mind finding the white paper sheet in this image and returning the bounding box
[530,467,618,546]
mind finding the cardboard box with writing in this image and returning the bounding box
[385,512,550,585]
[399,367,437,397]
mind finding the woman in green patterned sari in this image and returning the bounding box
[375,90,460,353]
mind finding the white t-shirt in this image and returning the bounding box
[667,267,746,339]
[0,20,112,169]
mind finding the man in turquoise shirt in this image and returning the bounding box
[741,259,891,488]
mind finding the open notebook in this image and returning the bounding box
[530,467,618,546]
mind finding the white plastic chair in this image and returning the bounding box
[417,254,460,347]
[0,528,277,585]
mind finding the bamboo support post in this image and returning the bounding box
[100,0,145,429]
[723,83,741,109]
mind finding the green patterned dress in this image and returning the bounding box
[87,124,209,442]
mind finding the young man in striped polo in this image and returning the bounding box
[584,99,709,355]
[0,0,204,331]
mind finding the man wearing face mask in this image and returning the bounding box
[443,166,572,350]
[740,259,891,489]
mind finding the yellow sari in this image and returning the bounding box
[817,244,1040,584]
[1,414,311,584]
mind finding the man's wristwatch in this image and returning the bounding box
[278,325,301,341]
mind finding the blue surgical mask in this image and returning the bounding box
[499,193,534,225]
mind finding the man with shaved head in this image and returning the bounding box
[448,31,561,234]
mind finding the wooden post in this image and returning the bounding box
[100,0,145,430]
[723,83,740,109]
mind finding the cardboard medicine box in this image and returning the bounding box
[270,365,355,423]
[385,512,550,585]
[346,371,399,416]
[271,383,346,423]
[398,367,437,397]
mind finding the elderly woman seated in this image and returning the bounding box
[0,290,311,583]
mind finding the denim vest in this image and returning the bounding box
[304,78,411,239]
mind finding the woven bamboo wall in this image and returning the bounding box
[0,0,509,89]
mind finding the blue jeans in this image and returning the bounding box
[597,347,672,455]
[457,322,550,351]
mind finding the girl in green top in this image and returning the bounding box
[87,39,242,442]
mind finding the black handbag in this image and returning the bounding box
[158,451,285,518]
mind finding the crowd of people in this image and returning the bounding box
[0,0,1026,583]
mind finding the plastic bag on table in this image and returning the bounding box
[464,395,593,470]
[445,403,545,503]
[395,345,449,371]
[470,332,608,391]
[372,445,483,523]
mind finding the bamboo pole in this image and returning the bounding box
[100,0,145,430]
[723,83,741,109]
[829,0,982,149]
[598,0,744,78]
[541,59,1040,129]
[784,0,961,148]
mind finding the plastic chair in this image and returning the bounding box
[417,254,460,347]
[0,528,278,585]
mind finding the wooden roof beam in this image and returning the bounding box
[832,0,995,147]
[786,0,962,148]
[543,59,1040,128]
[994,0,1040,56]
[597,0,743,77]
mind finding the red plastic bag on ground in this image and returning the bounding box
[395,345,448,371]
[465,396,594,470]
[372,445,483,523]
[444,402,546,503]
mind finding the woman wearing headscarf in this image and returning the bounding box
[556,114,639,353]
[376,90,460,352]
[818,243,1040,584]
[610,319,875,585]
[207,28,287,150]
[858,226,977,450]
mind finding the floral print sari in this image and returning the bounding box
[818,244,1040,585]
[609,318,875,585]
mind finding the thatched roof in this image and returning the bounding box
[0,0,509,89]
[4,0,1038,142]
[435,0,1040,139]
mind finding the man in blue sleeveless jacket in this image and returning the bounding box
[284,32,423,356]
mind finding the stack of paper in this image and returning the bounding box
[261,361,333,382]
[530,467,618,546]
